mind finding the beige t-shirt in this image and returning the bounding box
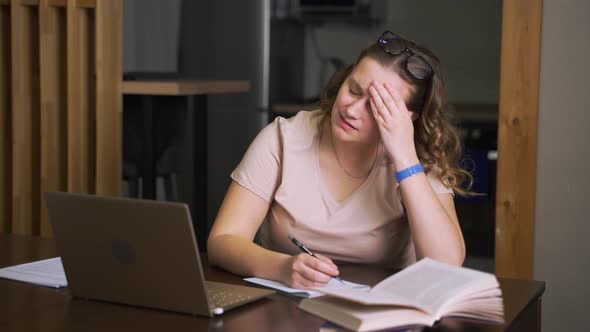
[231,110,453,269]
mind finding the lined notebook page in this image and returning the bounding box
[0,257,67,288]
[244,277,369,298]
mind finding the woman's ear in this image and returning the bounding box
[410,111,420,122]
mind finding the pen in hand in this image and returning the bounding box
[288,235,344,284]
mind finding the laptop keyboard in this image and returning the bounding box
[206,282,255,309]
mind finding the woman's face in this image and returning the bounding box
[331,57,413,145]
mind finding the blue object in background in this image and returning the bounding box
[456,147,490,202]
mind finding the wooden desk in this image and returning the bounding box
[0,234,545,331]
[122,80,250,250]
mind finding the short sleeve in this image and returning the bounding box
[230,118,283,202]
[426,167,454,195]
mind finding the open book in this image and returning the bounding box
[299,258,504,332]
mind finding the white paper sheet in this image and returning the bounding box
[0,257,67,288]
[244,277,370,298]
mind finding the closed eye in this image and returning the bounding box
[349,87,361,96]
[348,78,364,97]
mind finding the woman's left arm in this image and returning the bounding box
[397,175,465,265]
[369,81,465,265]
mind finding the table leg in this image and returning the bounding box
[507,297,542,331]
[534,298,542,332]
[141,95,156,199]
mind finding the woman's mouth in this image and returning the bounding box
[338,113,357,130]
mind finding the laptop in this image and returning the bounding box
[44,192,274,316]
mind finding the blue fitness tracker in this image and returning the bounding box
[395,164,424,183]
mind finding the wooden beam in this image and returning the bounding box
[39,0,67,236]
[46,0,65,7]
[95,0,122,196]
[0,5,11,233]
[14,0,96,8]
[10,0,41,235]
[47,0,96,8]
[73,0,95,9]
[495,0,542,279]
[19,0,39,6]
[66,0,91,193]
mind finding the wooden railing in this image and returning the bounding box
[0,0,122,236]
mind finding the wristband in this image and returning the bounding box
[395,163,424,183]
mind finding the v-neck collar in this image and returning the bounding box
[314,132,382,210]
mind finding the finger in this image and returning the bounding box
[370,98,388,129]
[384,84,411,116]
[288,272,313,289]
[305,255,339,278]
[315,254,340,274]
[294,256,335,282]
[298,263,333,283]
[373,82,400,116]
[382,83,405,114]
[369,85,392,122]
[292,272,328,289]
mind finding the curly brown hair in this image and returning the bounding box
[319,39,474,196]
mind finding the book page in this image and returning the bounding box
[312,284,420,309]
[371,258,497,315]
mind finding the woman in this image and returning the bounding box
[208,31,473,289]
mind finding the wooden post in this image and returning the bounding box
[66,0,91,193]
[495,0,543,279]
[95,0,122,196]
[11,0,41,235]
[0,2,11,233]
[39,0,67,236]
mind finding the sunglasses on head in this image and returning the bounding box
[377,31,434,80]
[377,31,434,112]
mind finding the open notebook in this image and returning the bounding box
[244,277,370,298]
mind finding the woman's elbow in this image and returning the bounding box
[422,249,465,266]
[449,252,466,266]
[207,234,223,266]
[444,247,466,266]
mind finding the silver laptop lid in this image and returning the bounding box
[44,192,211,316]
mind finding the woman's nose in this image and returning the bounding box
[344,98,368,118]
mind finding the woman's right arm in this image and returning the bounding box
[207,181,339,287]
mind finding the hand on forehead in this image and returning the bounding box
[350,57,414,104]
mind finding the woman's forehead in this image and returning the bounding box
[349,57,413,99]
